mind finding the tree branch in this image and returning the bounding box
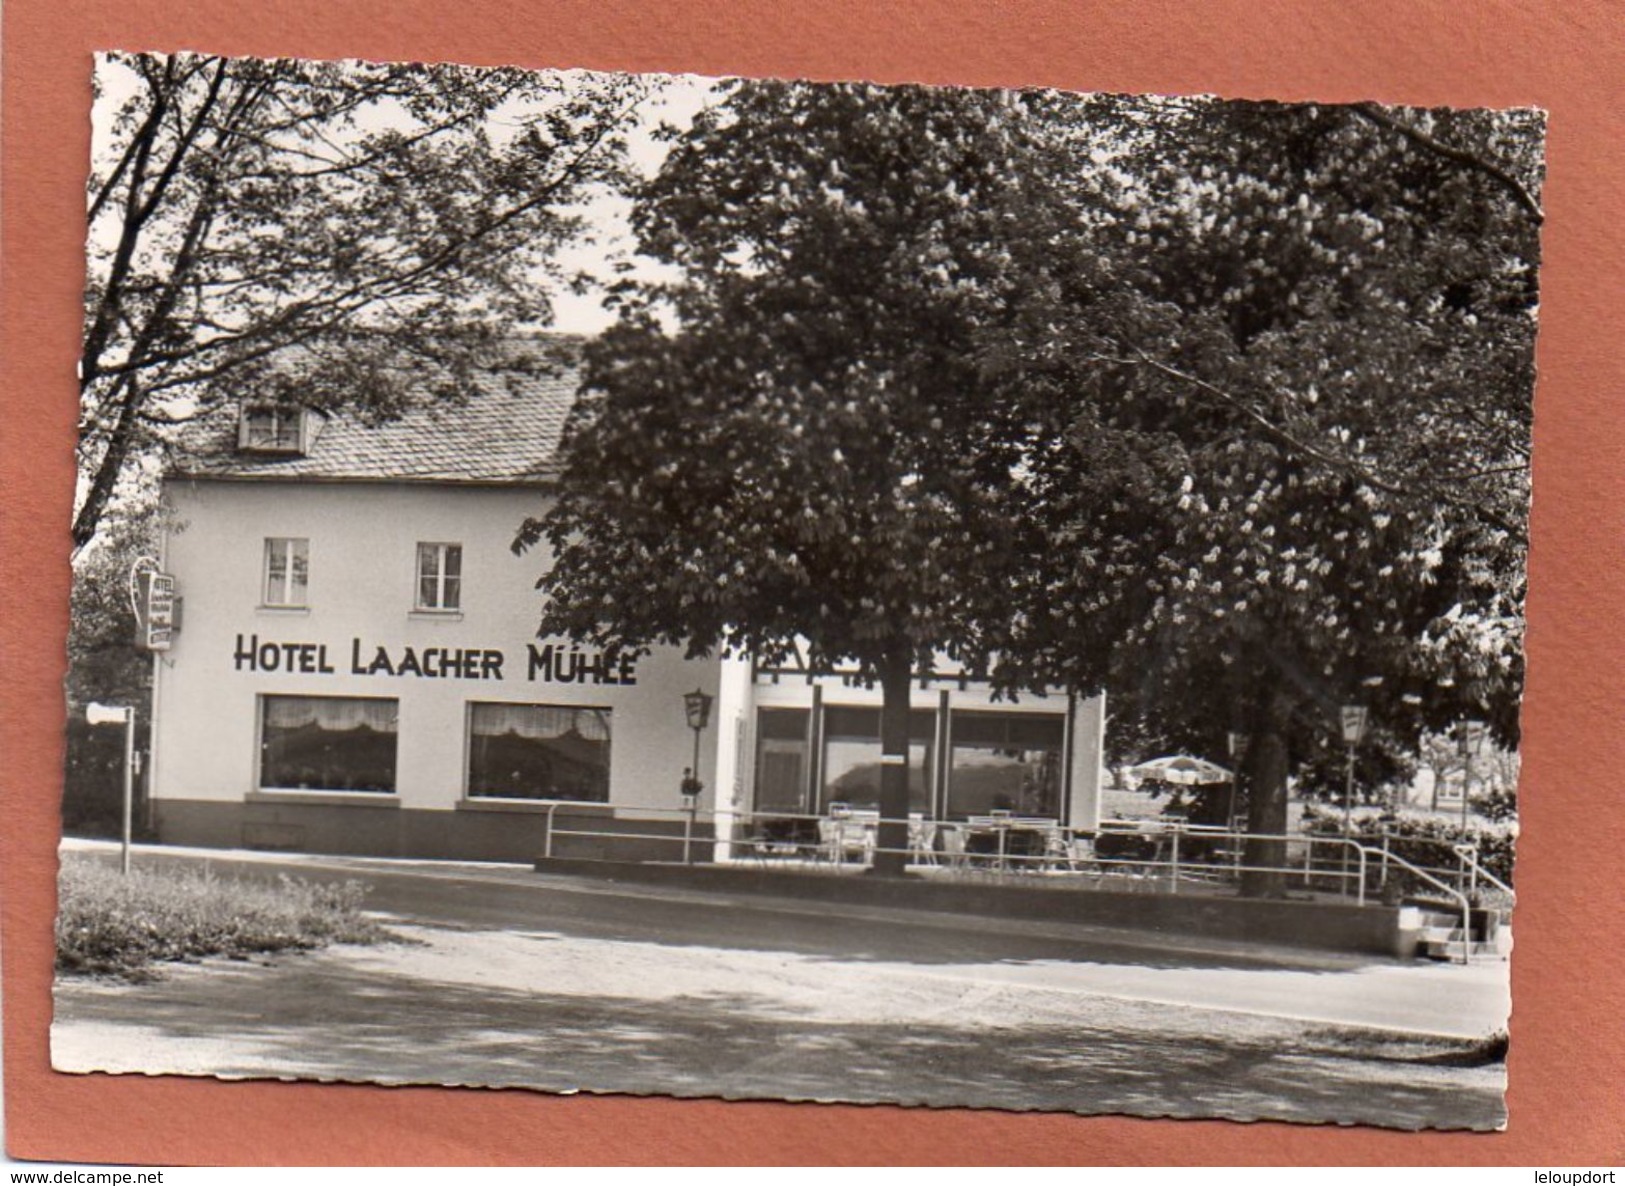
[1095,349,1412,496]
[92,86,642,387]
[1351,103,1543,224]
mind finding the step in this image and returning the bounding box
[1420,925,1511,961]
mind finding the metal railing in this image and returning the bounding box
[1361,844,1475,965]
[535,807,1379,896]
[529,806,1506,963]
[1356,830,1516,908]
[539,802,722,865]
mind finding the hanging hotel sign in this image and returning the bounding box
[136,572,178,652]
[231,634,638,686]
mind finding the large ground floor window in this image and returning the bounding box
[755,707,811,815]
[821,705,936,815]
[467,703,611,802]
[947,712,1065,819]
[753,703,1070,821]
[260,695,398,793]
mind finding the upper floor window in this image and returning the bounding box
[416,542,462,611]
[264,538,309,607]
[238,405,308,455]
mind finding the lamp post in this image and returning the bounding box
[87,702,135,875]
[1339,704,1368,831]
[1458,721,1476,835]
[1225,731,1247,873]
[681,688,714,865]
[1225,731,1247,833]
[1339,704,1368,898]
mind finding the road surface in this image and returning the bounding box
[51,840,1509,1130]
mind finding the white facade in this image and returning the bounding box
[149,404,1103,863]
[152,477,728,859]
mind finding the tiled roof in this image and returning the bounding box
[171,338,581,484]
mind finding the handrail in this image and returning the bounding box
[1452,842,1515,900]
[1472,862,1516,900]
[1361,844,1473,964]
[1373,828,1515,898]
[535,806,1386,911]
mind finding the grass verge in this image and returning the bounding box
[1303,1025,1510,1067]
[57,855,395,981]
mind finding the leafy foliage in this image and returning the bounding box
[1301,804,1515,888]
[525,81,1539,889]
[78,53,654,548]
[522,80,1098,869]
[56,856,393,981]
[526,81,1076,676]
[979,97,1540,889]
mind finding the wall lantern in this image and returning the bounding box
[683,688,714,733]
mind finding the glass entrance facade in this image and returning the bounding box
[754,707,812,815]
[820,706,936,815]
[946,711,1065,819]
[753,701,1069,821]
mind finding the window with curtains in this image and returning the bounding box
[415,542,462,611]
[259,696,398,793]
[466,703,611,802]
[263,538,309,607]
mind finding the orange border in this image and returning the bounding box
[5,0,1623,1166]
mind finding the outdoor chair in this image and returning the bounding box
[908,818,937,866]
[938,824,970,870]
[1044,827,1088,872]
[819,814,875,865]
[1093,825,1168,879]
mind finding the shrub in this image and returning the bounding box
[1301,805,1515,889]
[56,856,392,981]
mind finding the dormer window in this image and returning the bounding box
[238,405,309,455]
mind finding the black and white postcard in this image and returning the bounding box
[54,52,1541,1131]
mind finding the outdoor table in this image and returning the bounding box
[964,815,1059,871]
[819,809,876,863]
[818,810,937,866]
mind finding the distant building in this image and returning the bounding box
[147,339,1105,862]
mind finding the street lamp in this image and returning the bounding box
[1458,721,1478,835]
[1339,704,1369,831]
[86,702,135,875]
[1338,704,1368,899]
[680,689,714,865]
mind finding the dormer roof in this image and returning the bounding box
[171,337,581,486]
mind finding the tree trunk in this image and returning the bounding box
[872,641,914,878]
[1241,694,1293,898]
[73,382,144,551]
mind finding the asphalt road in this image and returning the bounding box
[51,841,1509,1130]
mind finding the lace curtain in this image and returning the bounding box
[471,704,610,743]
[264,696,397,733]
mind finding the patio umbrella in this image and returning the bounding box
[1126,754,1233,787]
